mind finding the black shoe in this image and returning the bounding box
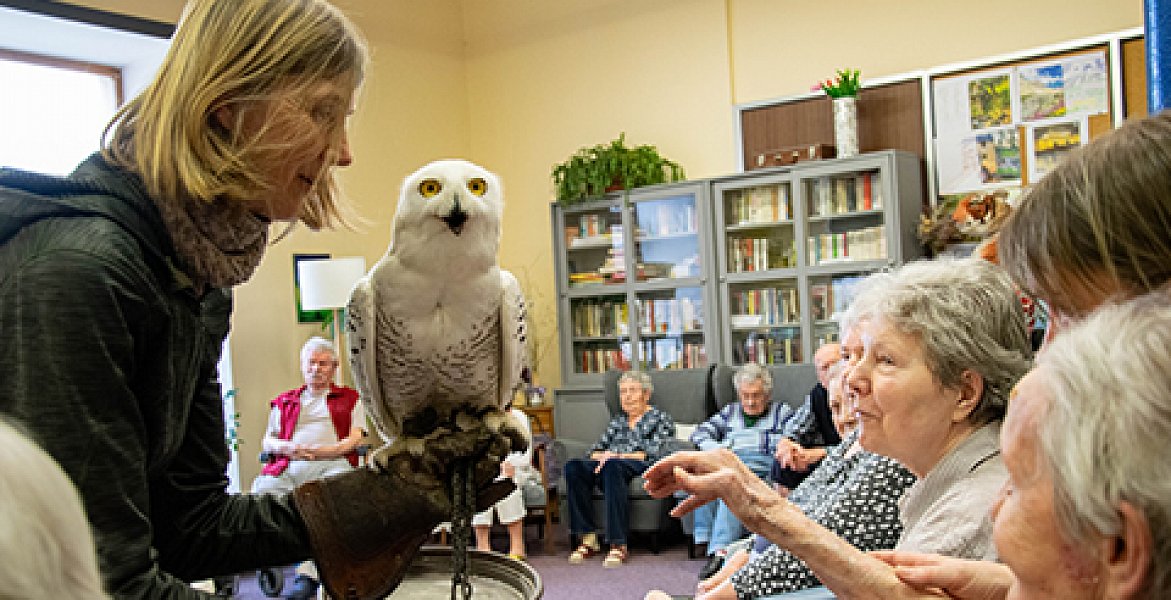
[284,575,319,600]
[698,553,725,580]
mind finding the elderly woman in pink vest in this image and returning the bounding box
[252,336,366,599]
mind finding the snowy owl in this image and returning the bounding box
[346,159,529,501]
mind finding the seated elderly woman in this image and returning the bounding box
[565,370,676,568]
[882,294,1171,599]
[659,342,917,600]
[0,418,108,599]
[644,257,1033,598]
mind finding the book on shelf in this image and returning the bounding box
[735,332,800,365]
[810,283,830,321]
[734,185,791,225]
[578,347,629,374]
[807,226,886,264]
[732,287,797,326]
[729,237,775,273]
[638,338,708,370]
[638,297,701,334]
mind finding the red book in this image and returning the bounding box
[862,173,873,210]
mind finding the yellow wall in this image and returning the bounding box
[69,0,1142,489]
[729,0,1144,105]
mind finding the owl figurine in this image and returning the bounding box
[346,159,529,501]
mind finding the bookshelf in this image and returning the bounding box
[550,151,921,387]
[712,150,922,366]
[551,182,717,387]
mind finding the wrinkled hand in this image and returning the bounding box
[643,449,777,526]
[872,551,1014,600]
[789,446,827,472]
[774,437,799,463]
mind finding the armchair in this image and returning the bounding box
[554,366,716,553]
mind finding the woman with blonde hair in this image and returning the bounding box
[0,1,437,598]
[0,419,108,600]
[997,110,1171,342]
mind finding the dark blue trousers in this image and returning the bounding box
[564,457,649,546]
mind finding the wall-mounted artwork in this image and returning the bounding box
[293,253,331,323]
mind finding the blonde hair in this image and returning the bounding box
[0,419,108,599]
[998,110,1171,315]
[103,0,368,230]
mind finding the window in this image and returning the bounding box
[0,49,121,175]
[0,2,170,175]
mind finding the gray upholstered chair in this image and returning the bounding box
[555,366,716,552]
[678,363,818,556]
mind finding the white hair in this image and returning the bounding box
[0,419,108,599]
[618,370,653,394]
[733,362,773,394]
[840,257,1033,425]
[1036,293,1171,598]
[300,335,338,364]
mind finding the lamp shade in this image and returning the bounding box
[298,256,367,310]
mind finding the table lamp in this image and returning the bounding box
[297,256,367,385]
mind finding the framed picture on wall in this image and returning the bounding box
[293,253,331,323]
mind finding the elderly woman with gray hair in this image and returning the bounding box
[644,257,1033,598]
[566,370,676,568]
[880,294,1171,599]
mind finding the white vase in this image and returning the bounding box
[832,96,859,158]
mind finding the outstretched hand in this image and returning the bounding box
[871,551,1013,600]
[643,448,777,525]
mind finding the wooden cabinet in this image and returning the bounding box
[519,404,555,437]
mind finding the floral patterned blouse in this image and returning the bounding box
[729,428,916,598]
[590,406,676,463]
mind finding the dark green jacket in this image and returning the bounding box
[0,155,309,599]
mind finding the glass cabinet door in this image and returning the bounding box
[564,204,626,288]
[630,193,701,282]
[726,279,803,365]
[569,294,632,375]
[633,287,707,370]
[807,271,871,345]
[722,182,797,273]
[804,169,887,265]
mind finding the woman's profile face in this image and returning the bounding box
[992,368,1103,600]
[847,317,967,476]
[232,79,355,221]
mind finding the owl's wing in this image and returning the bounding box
[498,269,529,408]
[347,275,393,443]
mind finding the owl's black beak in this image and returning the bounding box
[441,195,468,235]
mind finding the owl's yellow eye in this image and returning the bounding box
[418,179,442,198]
[466,178,488,197]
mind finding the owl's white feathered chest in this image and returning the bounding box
[369,259,504,419]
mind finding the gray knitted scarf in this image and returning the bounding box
[151,192,269,291]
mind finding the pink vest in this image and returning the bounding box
[260,384,360,476]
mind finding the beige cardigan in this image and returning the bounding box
[896,422,1006,561]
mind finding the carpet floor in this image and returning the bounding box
[221,522,707,599]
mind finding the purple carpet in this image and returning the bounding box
[224,522,705,599]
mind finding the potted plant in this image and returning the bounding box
[551,133,685,204]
